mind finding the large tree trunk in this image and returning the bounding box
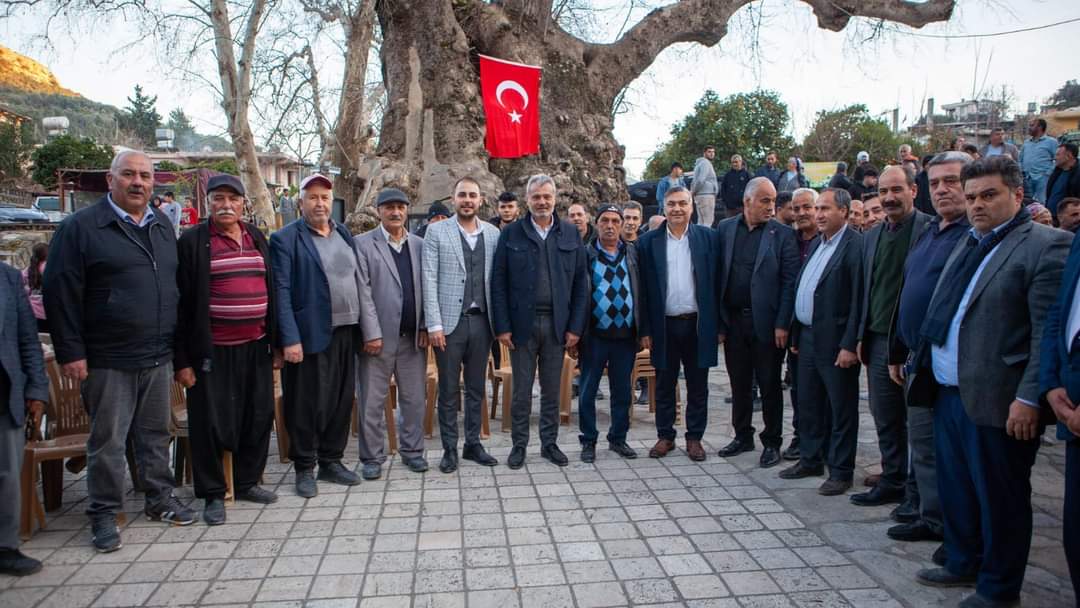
[366,0,954,215]
[328,0,377,210]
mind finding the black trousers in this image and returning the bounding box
[187,340,274,499]
[864,331,908,490]
[282,325,356,471]
[724,309,785,448]
[655,316,709,441]
[795,329,859,481]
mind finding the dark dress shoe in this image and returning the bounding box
[318,462,361,486]
[717,438,755,457]
[649,438,675,458]
[850,484,904,507]
[887,520,943,542]
[932,544,946,566]
[295,469,318,498]
[0,549,42,576]
[403,456,429,473]
[462,443,498,466]
[863,473,881,487]
[203,498,226,526]
[580,442,596,463]
[439,451,458,473]
[915,567,976,588]
[778,463,824,479]
[891,499,920,523]
[236,486,278,504]
[759,447,781,468]
[685,439,706,462]
[541,444,569,466]
[781,439,800,461]
[818,478,852,496]
[507,446,526,469]
[609,442,637,459]
[958,593,1019,607]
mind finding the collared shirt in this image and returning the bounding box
[897,216,969,350]
[531,216,553,240]
[208,222,267,345]
[931,220,1036,407]
[457,217,482,250]
[107,193,156,228]
[723,219,764,310]
[796,230,817,263]
[1066,269,1080,351]
[380,224,408,253]
[794,225,847,326]
[1020,135,1058,178]
[664,226,697,315]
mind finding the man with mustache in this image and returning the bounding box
[174,175,280,524]
[271,173,367,497]
[492,174,589,468]
[862,194,886,231]
[44,150,195,552]
[852,165,932,514]
[424,177,502,473]
[355,188,429,479]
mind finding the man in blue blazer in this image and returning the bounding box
[636,185,721,461]
[270,173,369,498]
[1039,224,1080,605]
[491,174,589,469]
[0,262,48,575]
[715,177,800,467]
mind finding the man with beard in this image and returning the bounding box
[1058,197,1080,233]
[852,166,932,513]
[691,146,719,228]
[621,201,644,244]
[1019,118,1058,203]
[755,151,782,186]
[863,194,886,231]
[721,154,752,219]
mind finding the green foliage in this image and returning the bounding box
[30,134,113,189]
[117,85,162,147]
[644,90,795,179]
[1047,80,1080,110]
[0,120,34,178]
[187,158,239,175]
[0,86,120,141]
[156,160,184,171]
[801,104,901,167]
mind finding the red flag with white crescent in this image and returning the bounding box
[479,54,542,159]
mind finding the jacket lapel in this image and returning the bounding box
[298,224,327,276]
[449,222,467,272]
[818,230,850,283]
[723,218,737,272]
[752,222,774,273]
[373,228,402,287]
[655,224,669,304]
[966,223,1028,308]
[1060,250,1080,350]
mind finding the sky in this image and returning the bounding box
[2,0,1078,180]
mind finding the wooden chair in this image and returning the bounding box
[489,343,513,432]
[630,349,657,422]
[20,359,90,540]
[423,347,438,438]
[169,382,193,485]
[385,378,399,455]
[558,352,581,425]
[273,370,290,463]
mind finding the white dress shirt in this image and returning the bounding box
[664,226,698,315]
[380,224,407,253]
[531,216,552,240]
[794,225,846,326]
[457,217,482,250]
[1066,273,1080,351]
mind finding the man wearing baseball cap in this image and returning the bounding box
[270,173,367,497]
[354,188,430,478]
[175,175,280,523]
[578,204,641,462]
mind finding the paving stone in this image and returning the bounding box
[412,592,465,608]
[91,582,158,607]
[625,578,680,604]
[673,574,730,599]
[465,566,515,590]
[556,541,605,562]
[414,569,465,593]
[36,585,105,608]
[572,581,627,608]
[611,557,665,580]
[658,552,714,576]
[768,567,831,593]
[720,570,781,596]
[519,585,574,608]
[561,560,616,584]
[363,571,414,596]
[816,565,878,589]
[468,588,520,608]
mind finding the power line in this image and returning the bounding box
[879,16,1080,40]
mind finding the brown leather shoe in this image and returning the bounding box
[685,439,706,462]
[649,439,675,458]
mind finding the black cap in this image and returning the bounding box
[206,174,245,196]
[427,201,451,220]
[376,188,410,207]
[596,204,622,219]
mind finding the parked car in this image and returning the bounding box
[32,195,71,222]
[0,205,50,223]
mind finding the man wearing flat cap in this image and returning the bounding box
[415,201,451,238]
[578,204,641,463]
[355,188,429,478]
[175,175,280,523]
[271,173,367,498]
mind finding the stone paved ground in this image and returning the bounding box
[1,367,1073,607]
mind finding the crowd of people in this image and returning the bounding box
[0,136,1078,608]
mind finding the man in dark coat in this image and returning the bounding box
[175,175,281,525]
[720,154,752,220]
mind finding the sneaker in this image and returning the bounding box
[236,486,278,504]
[90,515,122,553]
[203,498,226,526]
[145,495,196,526]
[295,469,318,498]
[362,462,382,480]
[580,442,596,463]
[0,549,43,576]
[318,462,362,486]
[608,442,638,459]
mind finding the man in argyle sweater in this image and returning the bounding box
[578,205,642,462]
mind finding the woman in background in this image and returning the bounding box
[21,242,48,332]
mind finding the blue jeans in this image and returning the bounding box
[1025,174,1049,203]
[578,335,636,444]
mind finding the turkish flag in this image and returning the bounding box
[479,54,542,158]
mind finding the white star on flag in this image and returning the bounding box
[508,109,522,123]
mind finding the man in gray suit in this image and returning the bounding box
[911,156,1071,607]
[0,262,48,575]
[423,177,502,473]
[852,165,932,510]
[355,188,429,479]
